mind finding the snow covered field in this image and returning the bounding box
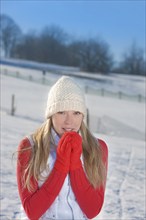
[1,65,145,220]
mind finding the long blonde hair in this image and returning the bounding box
[19,118,107,191]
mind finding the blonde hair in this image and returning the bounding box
[18,119,107,191]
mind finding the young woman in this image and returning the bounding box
[17,76,108,220]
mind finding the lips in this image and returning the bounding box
[63,128,74,132]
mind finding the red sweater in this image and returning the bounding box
[17,138,108,219]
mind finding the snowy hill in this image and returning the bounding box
[1,64,145,220]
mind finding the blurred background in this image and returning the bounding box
[0,0,145,75]
[0,1,145,220]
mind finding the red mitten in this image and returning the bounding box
[54,132,72,173]
[70,132,82,171]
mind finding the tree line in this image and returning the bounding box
[0,14,145,75]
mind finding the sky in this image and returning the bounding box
[1,0,145,61]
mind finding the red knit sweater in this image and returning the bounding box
[17,138,108,219]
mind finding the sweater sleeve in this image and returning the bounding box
[69,139,108,219]
[17,138,67,220]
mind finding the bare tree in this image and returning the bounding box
[119,42,145,75]
[41,25,68,44]
[0,14,22,57]
[14,31,39,60]
[69,38,113,73]
[13,25,69,64]
[38,25,68,64]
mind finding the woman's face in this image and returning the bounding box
[52,111,83,137]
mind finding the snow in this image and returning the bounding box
[0,64,145,220]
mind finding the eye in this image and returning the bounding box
[57,111,65,114]
[74,111,81,115]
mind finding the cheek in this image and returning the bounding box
[52,116,64,135]
[75,117,83,128]
[52,116,58,129]
[52,118,59,127]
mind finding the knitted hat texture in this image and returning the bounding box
[45,76,86,118]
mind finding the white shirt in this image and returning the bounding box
[19,129,88,220]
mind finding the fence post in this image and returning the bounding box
[29,75,32,81]
[118,91,122,99]
[138,94,142,102]
[11,94,16,116]
[42,70,46,76]
[4,69,8,75]
[16,71,20,78]
[101,88,104,96]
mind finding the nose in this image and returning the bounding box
[64,112,73,124]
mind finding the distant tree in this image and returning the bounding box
[38,25,68,65]
[15,25,69,64]
[14,31,39,60]
[1,15,115,73]
[119,42,145,75]
[41,25,68,44]
[67,42,81,67]
[69,38,113,73]
[0,14,22,57]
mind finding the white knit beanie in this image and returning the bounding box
[45,76,86,118]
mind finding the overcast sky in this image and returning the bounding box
[1,0,145,61]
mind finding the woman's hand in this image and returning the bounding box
[54,132,72,173]
[70,132,82,171]
[54,131,83,173]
